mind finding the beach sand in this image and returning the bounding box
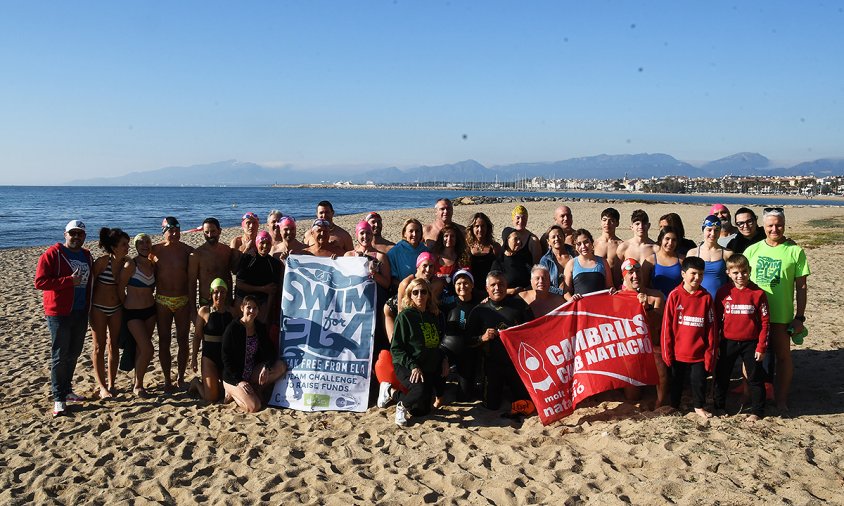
[2,199,843,504]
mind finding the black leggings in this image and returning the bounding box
[394,363,446,417]
[669,361,707,409]
[714,339,765,417]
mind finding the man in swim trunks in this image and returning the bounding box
[594,207,624,287]
[366,211,395,253]
[35,220,94,417]
[303,201,354,252]
[710,204,738,248]
[517,265,565,317]
[423,198,465,249]
[540,205,575,250]
[305,219,346,257]
[151,216,194,391]
[189,217,236,326]
[617,209,656,265]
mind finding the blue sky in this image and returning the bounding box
[1,1,842,184]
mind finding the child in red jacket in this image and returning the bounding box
[661,257,718,418]
[714,254,769,421]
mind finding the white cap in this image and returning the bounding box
[65,220,86,233]
[453,269,474,284]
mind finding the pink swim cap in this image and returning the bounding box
[279,216,296,228]
[355,220,373,234]
[709,204,727,214]
[255,230,272,246]
[416,252,435,268]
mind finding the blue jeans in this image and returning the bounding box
[46,310,88,402]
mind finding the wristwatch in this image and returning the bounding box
[793,315,806,322]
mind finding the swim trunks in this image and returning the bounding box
[155,294,189,312]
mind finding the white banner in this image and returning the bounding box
[269,255,376,412]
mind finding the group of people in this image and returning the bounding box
[36,199,809,426]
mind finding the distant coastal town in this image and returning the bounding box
[275,174,844,196]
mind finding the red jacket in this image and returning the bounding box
[661,285,718,371]
[34,243,93,316]
[715,282,769,355]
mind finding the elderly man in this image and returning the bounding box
[617,258,667,407]
[467,271,534,411]
[423,198,465,248]
[710,204,738,247]
[303,201,354,252]
[35,220,94,416]
[540,205,575,250]
[744,207,810,412]
[518,265,565,317]
[306,218,345,257]
[726,207,766,254]
[266,209,284,243]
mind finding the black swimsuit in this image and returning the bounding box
[202,310,233,370]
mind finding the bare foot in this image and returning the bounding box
[133,387,151,399]
[98,387,114,400]
[433,396,445,409]
[746,414,761,423]
[694,408,713,419]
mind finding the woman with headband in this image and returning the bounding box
[189,277,235,402]
[118,233,157,398]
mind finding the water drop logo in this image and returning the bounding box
[518,342,556,392]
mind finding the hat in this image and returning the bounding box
[416,252,435,268]
[161,216,180,232]
[702,215,721,230]
[279,216,296,228]
[621,258,640,277]
[355,220,372,234]
[65,220,86,233]
[365,212,381,222]
[255,230,272,246]
[312,218,330,229]
[210,278,228,291]
[512,205,528,218]
[709,204,728,214]
[453,269,474,284]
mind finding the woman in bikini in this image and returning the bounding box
[90,227,130,399]
[118,233,157,397]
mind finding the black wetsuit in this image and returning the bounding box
[235,253,281,303]
[467,296,534,409]
[443,299,481,400]
[491,246,533,291]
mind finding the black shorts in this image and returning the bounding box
[124,305,156,322]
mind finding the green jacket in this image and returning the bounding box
[390,307,443,373]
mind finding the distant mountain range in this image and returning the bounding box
[65,153,844,186]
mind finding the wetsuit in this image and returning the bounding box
[469,250,496,298]
[467,297,534,409]
[235,253,281,303]
[443,299,480,400]
[491,246,533,291]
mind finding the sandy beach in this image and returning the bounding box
[2,198,843,504]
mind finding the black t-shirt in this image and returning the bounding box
[726,228,765,254]
[237,253,281,287]
[467,296,534,364]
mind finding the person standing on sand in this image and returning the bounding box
[423,198,465,249]
[231,212,259,256]
[271,216,306,262]
[303,201,354,252]
[188,218,236,322]
[119,233,157,399]
[366,211,394,253]
[743,207,809,413]
[35,219,93,417]
[151,216,194,392]
[617,209,656,265]
[593,207,624,287]
[540,205,575,250]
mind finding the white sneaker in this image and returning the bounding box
[395,402,408,427]
[52,401,67,417]
[377,381,395,408]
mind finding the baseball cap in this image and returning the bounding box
[65,220,86,233]
[161,216,180,232]
[621,258,640,277]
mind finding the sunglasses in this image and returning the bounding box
[736,219,755,228]
[411,289,429,296]
[67,230,85,237]
[763,207,784,216]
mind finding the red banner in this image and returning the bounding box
[499,291,658,425]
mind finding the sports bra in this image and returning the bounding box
[128,259,156,289]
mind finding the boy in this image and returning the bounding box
[661,257,718,418]
[714,254,769,421]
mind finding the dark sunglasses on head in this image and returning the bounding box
[763,207,784,216]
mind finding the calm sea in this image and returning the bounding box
[1,186,839,249]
